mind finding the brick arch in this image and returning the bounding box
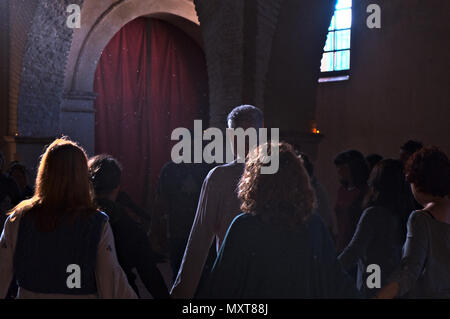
[11,0,200,164]
[59,0,200,154]
[65,0,199,95]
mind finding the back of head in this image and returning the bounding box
[405,146,450,198]
[334,149,370,189]
[238,142,316,228]
[401,140,423,155]
[227,105,263,129]
[88,155,122,198]
[13,138,95,231]
[365,159,412,240]
[366,153,383,171]
[297,152,314,178]
[0,151,5,172]
[365,159,408,211]
[8,161,27,176]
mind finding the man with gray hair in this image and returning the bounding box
[170,105,263,298]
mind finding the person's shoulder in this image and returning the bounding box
[95,198,115,215]
[93,210,110,223]
[404,210,435,232]
[229,213,257,231]
[161,160,177,171]
[202,163,224,182]
[361,206,384,219]
[207,161,243,179]
[408,210,432,223]
[159,161,180,179]
[2,209,25,234]
[4,211,21,226]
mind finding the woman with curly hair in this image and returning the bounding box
[200,142,359,298]
[0,138,137,299]
[376,147,450,298]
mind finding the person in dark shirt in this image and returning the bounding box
[377,147,450,298]
[154,160,217,287]
[400,140,424,211]
[88,154,169,299]
[297,152,337,240]
[366,154,383,173]
[200,142,360,299]
[333,150,370,253]
[399,140,423,167]
[7,162,34,201]
[0,152,22,231]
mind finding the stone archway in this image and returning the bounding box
[10,0,199,171]
[61,0,200,154]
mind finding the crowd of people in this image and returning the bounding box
[0,105,449,299]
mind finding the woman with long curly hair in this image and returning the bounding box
[0,138,137,298]
[200,142,359,298]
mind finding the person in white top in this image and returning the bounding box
[0,138,137,299]
[170,105,264,299]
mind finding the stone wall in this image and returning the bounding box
[1,0,40,163]
[0,0,9,153]
[195,0,334,158]
[194,0,246,128]
[17,0,83,138]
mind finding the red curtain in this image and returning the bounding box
[94,18,209,208]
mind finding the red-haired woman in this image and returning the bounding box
[199,142,359,298]
[376,147,450,298]
[0,138,137,298]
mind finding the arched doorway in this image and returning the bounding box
[93,17,209,208]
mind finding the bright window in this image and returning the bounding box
[320,0,352,73]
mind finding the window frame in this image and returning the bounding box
[320,1,353,77]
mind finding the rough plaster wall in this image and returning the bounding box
[7,0,39,137]
[194,0,246,128]
[315,0,450,205]
[17,0,83,137]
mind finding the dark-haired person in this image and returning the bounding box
[0,138,137,298]
[154,159,217,286]
[199,143,360,298]
[0,152,22,231]
[338,159,412,297]
[366,154,383,173]
[88,154,169,299]
[298,152,337,239]
[7,162,34,201]
[376,147,450,299]
[171,105,264,299]
[399,140,423,167]
[400,140,424,211]
[333,150,370,252]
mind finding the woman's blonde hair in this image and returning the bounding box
[10,137,96,231]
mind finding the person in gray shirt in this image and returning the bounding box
[376,146,450,299]
[338,159,412,297]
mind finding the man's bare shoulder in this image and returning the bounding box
[204,161,245,184]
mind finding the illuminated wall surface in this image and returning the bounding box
[321,0,352,72]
